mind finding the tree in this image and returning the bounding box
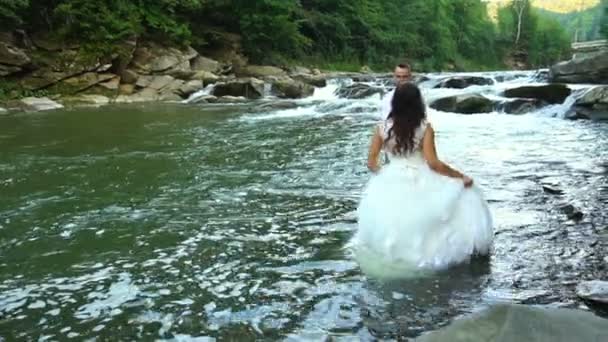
[602,0,608,38]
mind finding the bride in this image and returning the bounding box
[352,83,493,279]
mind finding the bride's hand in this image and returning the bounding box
[462,175,474,188]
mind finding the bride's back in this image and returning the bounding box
[380,119,428,158]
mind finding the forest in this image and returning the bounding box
[1,0,606,71]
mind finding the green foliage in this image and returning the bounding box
[497,0,571,67]
[529,15,571,66]
[0,80,49,101]
[602,0,608,38]
[1,0,577,71]
[0,0,29,29]
[537,2,606,42]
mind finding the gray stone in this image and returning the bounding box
[430,94,495,114]
[577,280,608,305]
[120,69,139,84]
[191,56,221,74]
[178,80,203,97]
[550,51,608,84]
[566,86,608,121]
[148,75,175,91]
[0,42,31,66]
[0,64,21,76]
[271,78,314,99]
[415,304,608,342]
[19,97,64,111]
[334,83,383,99]
[237,65,286,78]
[503,84,572,104]
[434,76,494,89]
[212,78,264,99]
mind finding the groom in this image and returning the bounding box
[378,63,413,164]
[379,62,413,120]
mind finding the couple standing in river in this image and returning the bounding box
[351,62,494,278]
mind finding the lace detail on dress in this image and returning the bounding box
[378,119,428,156]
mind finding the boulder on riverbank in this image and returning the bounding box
[550,51,608,84]
[565,85,608,121]
[0,31,332,112]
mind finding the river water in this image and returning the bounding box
[1,71,607,340]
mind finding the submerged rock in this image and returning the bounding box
[430,94,494,114]
[334,83,383,99]
[415,304,608,342]
[577,281,608,306]
[503,84,571,104]
[434,76,494,89]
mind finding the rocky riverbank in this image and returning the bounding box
[0,31,353,113]
[1,30,607,122]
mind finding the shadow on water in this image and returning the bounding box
[358,257,491,339]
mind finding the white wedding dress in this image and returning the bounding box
[352,119,493,279]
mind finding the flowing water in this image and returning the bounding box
[1,71,607,341]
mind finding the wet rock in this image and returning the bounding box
[334,83,383,99]
[114,90,159,103]
[188,95,218,104]
[158,91,182,102]
[291,73,327,87]
[430,94,494,114]
[503,84,571,104]
[499,98,546,114]
[60,95,111,107]
[542,185,564,195]
[565,85,608,121]
[216,95,248,103]
[178,80,203,98]
[212,78,264,99]
[577,281,608,306]
[560,204,583,221]
[19,97,63,112]
[434,76,494,89]
[550,51,608,84]
[415,304,608,342]
[254,101,299,111]
[271,78,314,99]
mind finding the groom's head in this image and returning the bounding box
[394,63,412,85]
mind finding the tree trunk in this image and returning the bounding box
[514,0,525,45]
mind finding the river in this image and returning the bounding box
[1,71,607,340]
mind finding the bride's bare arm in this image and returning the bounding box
[367,127,383,173]
[422,125,472,185]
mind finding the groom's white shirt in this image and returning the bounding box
[380,89,394,120]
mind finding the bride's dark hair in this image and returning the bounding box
[386,83,427,154]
